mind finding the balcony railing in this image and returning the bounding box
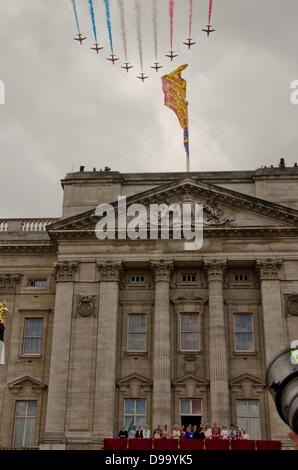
[0,219,59,233]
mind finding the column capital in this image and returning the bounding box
[256,258,283,281]
[0,273,22,292]
[53,260,78,282]
[151,259,174,283]
[203,258,227,282]
[97,260,123,282]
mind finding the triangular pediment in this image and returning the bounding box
[230,374,265,387]
[47,177,298,238]
[173,374,209,386]
[7,375,48,391]
[117,373,152,386]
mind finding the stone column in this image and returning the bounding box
[204,258,230,425]
[256,258,288,440]
[93,260,123,441]
[151,260,174,430]
[41,261,78,450]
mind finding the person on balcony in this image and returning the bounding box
[143,424,150,439]
[162,424,171,439]
[118,426,128,438]
[172,425,180,439]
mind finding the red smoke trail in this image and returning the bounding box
[208,0,213,25]
[169,0,174,49]
[188,0,193,38]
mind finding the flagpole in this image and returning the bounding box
[186,101,190,172]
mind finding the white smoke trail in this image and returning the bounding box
[117,0,128,60]
[134,0,143,71]
[152,0,158,61]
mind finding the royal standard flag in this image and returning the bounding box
[161,64,189,159]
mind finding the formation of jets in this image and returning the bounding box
[202,24,216,36]
[72,24,216,82]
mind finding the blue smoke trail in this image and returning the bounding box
[103,0,114,54]
[88,0,98,43]
[71,0,81,34]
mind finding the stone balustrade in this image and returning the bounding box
[0,218,59,233]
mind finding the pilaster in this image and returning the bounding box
[151,260,174,430]
[204,258,230,425]
[93,260,123,441]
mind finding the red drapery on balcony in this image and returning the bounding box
[103,438,282,451]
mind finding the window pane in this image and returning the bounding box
[248,400,259,417]
[136,400,145,415]
[25,319,43,337]
[240,315,252,332]
[181,399,190,415]
[125,399,135,415]
[127,333,146,351]
[181,314,199,332]
[248,418,261,440]
[235,333,253,351]
[23,338,41,355]
[191,400,202,415]
[24,418,36,446]
[236,400,247,417]
[181,332,199,351]
[128,315,146,333]
[16,401,26,417]
[27,401,37,417]
[13,418,25,446]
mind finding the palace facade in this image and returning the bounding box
[0,164,298,449]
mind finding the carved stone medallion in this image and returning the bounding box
[76,295,97,318]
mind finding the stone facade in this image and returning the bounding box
[0,166,298,449]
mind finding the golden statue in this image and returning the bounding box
[0,300,8,325]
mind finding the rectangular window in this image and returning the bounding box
[236,400,261,439]
[234,314,254,352]
[22,318,43,355]
[12,401,37,447]
[124,399,146,431]
[234,273,249,282]
[182,274,197,282]
[127,315,146,351]
[180,314,200,351]
[130,275,145,284]
[180,399,202,416]
[28,279,47,288]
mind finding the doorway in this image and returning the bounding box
[181,415,201,429]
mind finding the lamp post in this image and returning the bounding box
[0,300,8,365]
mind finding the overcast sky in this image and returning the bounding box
[0,0,298,218]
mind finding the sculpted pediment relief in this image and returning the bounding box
[47,177,298,238]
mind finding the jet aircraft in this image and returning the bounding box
[165,50,178,61]
[151,62,163,72]
[202,24,215,36]
[74,33,87,45]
